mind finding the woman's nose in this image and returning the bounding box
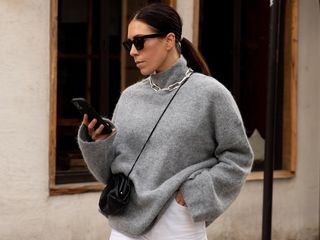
[130,44,138,56]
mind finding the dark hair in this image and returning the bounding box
[132,3,211,76]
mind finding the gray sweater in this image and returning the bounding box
[78,57,253,236]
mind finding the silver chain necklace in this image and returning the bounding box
[148,68,193,92]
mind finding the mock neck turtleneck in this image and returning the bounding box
[149,56,189,89]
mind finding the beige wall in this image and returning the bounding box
[0,0,110,239]
[0,0,318,239]
[176,0,194,41]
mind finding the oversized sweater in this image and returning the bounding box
[77,56,253,236]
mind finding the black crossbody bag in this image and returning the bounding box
[99,69,193,217]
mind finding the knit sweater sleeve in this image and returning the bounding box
[77,104,119,184]
[77,126,116,184]
[180,85,254,224]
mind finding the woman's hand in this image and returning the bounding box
[175,191,186,206]
[82,114,115,141]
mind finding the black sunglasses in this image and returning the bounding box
[122,33,166,52]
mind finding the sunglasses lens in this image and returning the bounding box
[123,34,164,52]
[133,37,144,50]
[123,40,132,52]
[122,38,144,52]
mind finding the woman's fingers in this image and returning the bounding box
[82,114,89,126]
[85,116,101,140]
[91,124,105,141]
[87,118,97,136]
[83,114,112,141]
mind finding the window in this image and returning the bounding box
[49,0,176,194]
[49,0,122,194]
[196,0,297,178]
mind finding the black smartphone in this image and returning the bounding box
[71,97,114,135]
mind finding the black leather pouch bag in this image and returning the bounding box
[99,173,132,216]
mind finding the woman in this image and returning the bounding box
[78,3,253,240]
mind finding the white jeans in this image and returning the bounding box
[109,199,207,240]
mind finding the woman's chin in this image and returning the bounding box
[139,68,153,76]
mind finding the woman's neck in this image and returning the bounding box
[155,50,180,73]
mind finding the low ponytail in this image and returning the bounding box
[133,4,210,76]
[180,38,211,76]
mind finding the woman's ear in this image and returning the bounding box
[165,33,176,50]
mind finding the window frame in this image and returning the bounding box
[49,0,105,195]
[193,0,297,180]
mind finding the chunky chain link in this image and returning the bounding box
[148,68,193,92]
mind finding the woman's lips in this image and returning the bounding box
[135,61,144,67]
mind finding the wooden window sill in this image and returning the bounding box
[247,170,295,181]
[50,182,104,196]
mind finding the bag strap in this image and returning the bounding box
[126,68,193,177]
